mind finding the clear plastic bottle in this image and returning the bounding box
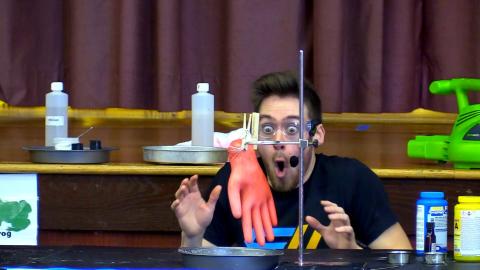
[191,83,214,147]
[45,82,68,146]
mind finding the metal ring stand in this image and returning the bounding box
[246,50,316,269]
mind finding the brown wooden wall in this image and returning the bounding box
[36,174,480,248]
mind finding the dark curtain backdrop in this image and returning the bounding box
[0,0,479,113]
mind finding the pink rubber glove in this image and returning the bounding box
[227,139,278,246]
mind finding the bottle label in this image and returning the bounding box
[416,204,448,253]
[416,205,425,253]
[46,116,65,126]
[455,210,480,256]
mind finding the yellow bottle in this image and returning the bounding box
[454,196,480,262]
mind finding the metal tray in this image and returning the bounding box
[23,146,117,164]
[178,247,282,270]
[143,145,227,164]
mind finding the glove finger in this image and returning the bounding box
[242,206,253,243]
[268,197,278,226]
[261,204,274,242]
[252,207,265,246]
[227,179,242,219]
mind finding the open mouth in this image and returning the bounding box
[276,160,285,171]
[274,159,287,177]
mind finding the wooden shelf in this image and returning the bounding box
[1,162,480,179]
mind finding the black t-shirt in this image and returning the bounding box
[203,154,398,249]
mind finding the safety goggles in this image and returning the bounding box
[258,119,321,141]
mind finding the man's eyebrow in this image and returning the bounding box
[284,116,300,121]
[259,115,300,121]
[259,115,273,121]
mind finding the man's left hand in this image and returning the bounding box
[306,200,361,249]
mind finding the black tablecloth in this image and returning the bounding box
[0,246,479,270]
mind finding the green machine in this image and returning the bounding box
[408,78,480,169]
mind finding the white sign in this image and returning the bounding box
[0,173,38,245]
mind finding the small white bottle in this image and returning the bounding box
[45,82,68,146]
[191,83,214,147]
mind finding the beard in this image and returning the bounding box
[265,154,300,192]
[263,149,315,192]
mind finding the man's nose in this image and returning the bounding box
[273,132,285,149]
[273,130,286,141]
[273,142,285,150]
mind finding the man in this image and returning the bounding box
[171,71,412,249]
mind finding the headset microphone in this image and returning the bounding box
[289,156,299,167]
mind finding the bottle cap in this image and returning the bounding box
[89,140,102,150]
[197,83,209,93]
[71,143,84,150]
[420,191,444,199]
[51,82,64,91]
[458,196,480,203]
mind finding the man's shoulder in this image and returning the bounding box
[313,154,378,184]
[315,153,370,172]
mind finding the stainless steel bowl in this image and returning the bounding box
[143,145,227,164]
[387,250,412,265]
[178,247,283,270]
[424,252,446,265]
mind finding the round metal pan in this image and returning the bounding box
[143,145,227,164]
[178,247,283,270]
[23,146,116,164]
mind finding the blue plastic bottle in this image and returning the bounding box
[416,191,448,255]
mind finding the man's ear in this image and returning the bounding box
[312,124,325,146]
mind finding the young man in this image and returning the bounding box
[171,71,412,249]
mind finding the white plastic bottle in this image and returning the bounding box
[191,83,214,147]
[45,82,68,146]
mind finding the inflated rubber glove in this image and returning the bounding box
[227,139,278,246]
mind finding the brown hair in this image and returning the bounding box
[251,71,322,122]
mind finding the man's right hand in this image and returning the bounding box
[170,175,222,246]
